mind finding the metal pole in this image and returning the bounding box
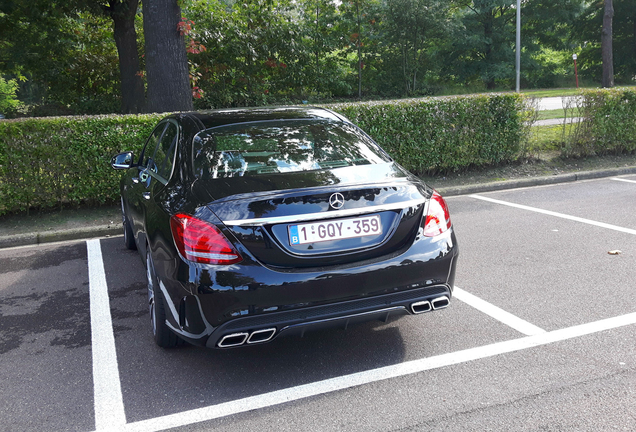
[515,0,521,92]
[573,54,579,89]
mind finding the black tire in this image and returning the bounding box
[146,249,180,348]
[121,198,137,250]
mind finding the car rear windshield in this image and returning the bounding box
[192,120,391,179]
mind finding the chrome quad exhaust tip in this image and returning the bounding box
[431,296,450,310]
[247,328,277,344]
[217,328,278,348]
[410,300,432,314]
[410,296,450,314]
[217,332,249,348]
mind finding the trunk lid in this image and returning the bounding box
[193,164,430,268]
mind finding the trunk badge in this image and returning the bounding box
[329,193,345,209]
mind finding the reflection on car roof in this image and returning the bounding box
[184,106,343,130]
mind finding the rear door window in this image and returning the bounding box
[152,122,178,181]
[140,123,167,168]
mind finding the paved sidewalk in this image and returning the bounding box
[2,165,636,249]
[537,96,577,111]
[535,117,582,127]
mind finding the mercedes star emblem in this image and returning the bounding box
[329,193,345,210]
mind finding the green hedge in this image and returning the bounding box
[0,95,529,215]
[0,114,162,214]
[563,88,636,156]
[325,94,531,174]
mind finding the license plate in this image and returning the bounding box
[288,215,382,245]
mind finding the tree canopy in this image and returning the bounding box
[0,0,631,116]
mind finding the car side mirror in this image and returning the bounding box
[111,151,134,170]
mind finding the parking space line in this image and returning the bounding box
[612,177,636,184]
[87,239,127,430]
[453,287,545,336]
[116,311,636,432]
[470,194,636,235]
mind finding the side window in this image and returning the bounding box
[140,123,167,168]
[153,122,178,181]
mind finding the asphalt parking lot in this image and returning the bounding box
[1,175,635,432]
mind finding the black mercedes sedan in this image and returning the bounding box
[111,106,458,348]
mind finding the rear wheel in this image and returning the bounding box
[121,198,136,250]
[146,249,180,348]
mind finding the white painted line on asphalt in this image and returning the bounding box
[87,239,127,430]
[454,287,545,336]
[470,194,636,236]
[117,312,636,432]
[612,177,636,184]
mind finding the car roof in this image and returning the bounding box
[180,106,348,130]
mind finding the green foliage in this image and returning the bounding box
[298,0,350,96]
[525,48,577,89]
[0,2,122,115]
[186,0,308,108]
[563,89,636,157]
[440,0,584,90]
[336,0,382,96]
[0,114,161,214]
[574,0,636,85]
[448,1,517,89]
[45,13,121,113]
[373,0,454,96]
[0,78,20,113]
[325,93,531,174]
[1,0,599,113]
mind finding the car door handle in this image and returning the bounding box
[142,192,151,200]
[132,177,139,184]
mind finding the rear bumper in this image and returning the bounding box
[208,284,452,348]
[156,229,458,348]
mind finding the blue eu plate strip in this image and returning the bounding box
[289,225,300,245]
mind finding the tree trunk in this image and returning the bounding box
[315,4,321,93]
[142,0,192,113]
[602,0,614,88]
[356,0,362,99]
[108,0,145,113]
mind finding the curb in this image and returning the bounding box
[436,166,636,197]
[0,224,121,249]
[1,166,635,249]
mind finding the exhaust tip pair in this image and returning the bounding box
[410,296,450,314]
[217,328,277,348]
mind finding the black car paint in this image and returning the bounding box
[116,107,458,348]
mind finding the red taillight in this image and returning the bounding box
[423,191,452,237]
[170,213,242,265]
